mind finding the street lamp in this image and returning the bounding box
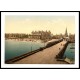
[31,40,32,52]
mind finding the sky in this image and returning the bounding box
[5,15,75,35]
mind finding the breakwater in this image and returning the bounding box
[5,39,63,64]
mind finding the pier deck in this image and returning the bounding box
[13,41,67,64]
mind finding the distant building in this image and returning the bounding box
[65,28,68,37]
[69,33,75,42]
[5,33,28,39]
[28,30,52,40]
[63,28,69,41]
[5,30,52,40]
[53,34,63,39]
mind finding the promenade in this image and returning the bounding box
[14,40,67,64]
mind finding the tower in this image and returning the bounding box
[65,28,68,37]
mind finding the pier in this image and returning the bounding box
[5,39,62,63]
[12,40,68,64]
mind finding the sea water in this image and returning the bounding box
[5,40,44,61]
[63,43,75,61]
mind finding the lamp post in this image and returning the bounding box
[31,46,32,52]
[31,40,32,52]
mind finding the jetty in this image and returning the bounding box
[12,40,68,64]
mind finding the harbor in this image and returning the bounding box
[5,15,75,64]
[5,39,71,64]
[5,28,75,64]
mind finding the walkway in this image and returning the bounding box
[14,41,67,64]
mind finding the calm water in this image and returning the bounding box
[63,43,75,60]
[5,40,44,61]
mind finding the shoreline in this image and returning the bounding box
[5,38,50,43]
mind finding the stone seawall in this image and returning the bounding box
[55,41,69,60]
